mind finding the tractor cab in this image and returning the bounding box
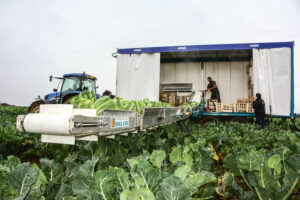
[29,73,100,113]
[46,73,99,104]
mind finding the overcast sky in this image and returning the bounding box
[0,0,299,112]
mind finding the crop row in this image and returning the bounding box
[0,104,300,199]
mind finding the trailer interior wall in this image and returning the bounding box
[160,61,249,104]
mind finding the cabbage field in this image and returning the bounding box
[0,103,300,200]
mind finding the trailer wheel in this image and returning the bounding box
[199,116,220,125]
[229,117,248,123]
[28,100,45,113]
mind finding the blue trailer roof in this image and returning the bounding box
[117,41,294,54]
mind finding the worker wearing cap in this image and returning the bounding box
[252,93,266,129]
[201,77,221,102]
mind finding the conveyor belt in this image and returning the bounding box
[17,104,193,145]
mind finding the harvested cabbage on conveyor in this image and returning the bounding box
[70,91,198,116]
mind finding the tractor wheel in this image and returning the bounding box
[28,100,45,113]
[229,117,248,123]
[199,116,220,125]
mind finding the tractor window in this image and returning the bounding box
[61,77,80,93]
[82,78,96,93]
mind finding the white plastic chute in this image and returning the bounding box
[253,48,291,116]
[116,53,160,101]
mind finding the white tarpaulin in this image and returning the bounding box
[116,53,160,101]
[253,48,291,116]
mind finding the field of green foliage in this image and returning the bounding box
[0,105,299,200]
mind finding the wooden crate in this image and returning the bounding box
[179,96,187,105]
[222,104,233,112]
[169,92,176,97]
[247,103,254,113]
[162,93,168,98]
[248,96,254,103]
[234,103,248,112]
[214,103,233,112]
[168,96,176,106]
[161,98,168,102]
[237,98,249,104]
[215,103,223,112]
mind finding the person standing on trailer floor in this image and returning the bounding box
[252,93,266,129]
[201,77,221,102]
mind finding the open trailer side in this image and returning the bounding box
[116,41,295,119]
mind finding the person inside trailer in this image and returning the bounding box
[201,77,221,102]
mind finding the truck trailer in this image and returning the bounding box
[16,41,295,144]
[116,41,295,120]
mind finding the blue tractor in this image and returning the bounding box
[28,73,100,113]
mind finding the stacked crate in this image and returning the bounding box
[179,96,187,105]
[222,104,234,112]
[215,103,233,112]
[160,92,190,107]
[237,98,249,104]
[247,103,254,113]
[161,93,168,102]
[234,103,248,112]
[168,93,176,106]
[234,98,249,112]
[215,103,223,112]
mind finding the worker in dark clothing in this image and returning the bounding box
[201,77,221,102]
[252,93,266,129]
[102,90,115,99]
